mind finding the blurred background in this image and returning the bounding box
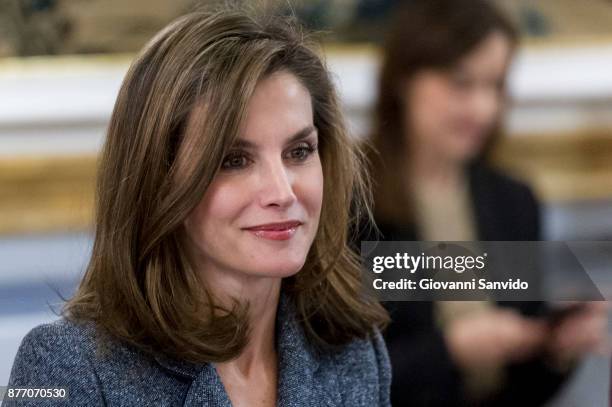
[1,0,611,405]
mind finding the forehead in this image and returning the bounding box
[459,31,511,73]
[239,71,314,144]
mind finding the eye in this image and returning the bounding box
[221,151,251,170]
[286,142,317,162]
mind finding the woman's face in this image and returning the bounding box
[184,71,323,282]
[405,30,512,163]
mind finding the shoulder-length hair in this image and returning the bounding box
[370,0,518,225]
[63,6,388,363]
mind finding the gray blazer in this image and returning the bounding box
[6,294,391,406]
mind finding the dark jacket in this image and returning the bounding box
[366,164,569,406]
[6,293,391,406]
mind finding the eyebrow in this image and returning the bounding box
[232,125,317,149]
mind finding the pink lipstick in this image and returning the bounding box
[243,220,302,241]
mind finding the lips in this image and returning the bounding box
[243,220,303,241]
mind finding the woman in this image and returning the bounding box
[366,0,608,405]
[8,8,390,406]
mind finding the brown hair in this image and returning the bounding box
[370,0,518,224]
[63,6,388,363]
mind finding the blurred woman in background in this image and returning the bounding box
[366,0,608,405]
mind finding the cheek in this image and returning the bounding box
[185,178,249,238]
[295,161,324,218]
[408,79,455,135]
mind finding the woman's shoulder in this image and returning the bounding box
[469,163,538,204]
[8,318,192,405]
[330,328,389,370]
[10,318,144,383]
[7,318,106,404]
[469,163,541,240]
[11,318,100,368]
[17,317,97,348]
[321,329,391,406]
[10,317,164,376]
[321,329,390,386]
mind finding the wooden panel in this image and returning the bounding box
[492,129,612,202]
[1,130,611,235]
[0,155,96,235]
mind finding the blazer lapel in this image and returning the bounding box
[275,294,340,406]
[182,363,232,407]
[468,162,501,241]
[153,352,231,406]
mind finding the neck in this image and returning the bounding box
[197,262,281,378]
[229,281,280,377]
[407,139,465,187]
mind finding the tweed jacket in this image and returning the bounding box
[6,294,391,406]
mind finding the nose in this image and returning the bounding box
[258,159,297,209]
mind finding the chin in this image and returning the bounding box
[446,142,482,163]
[457,149,481,163]
[245,256,306,278]
[249,266,302,279]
